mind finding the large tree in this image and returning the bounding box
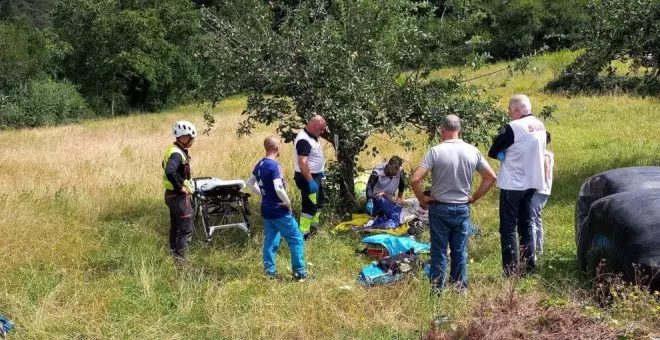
[0,19,46,90]
[202,0,506,210]
[0,0,60,28]
[547,0,659,96]
[52,0,205,114]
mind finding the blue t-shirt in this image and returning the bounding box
[252,157,289,220]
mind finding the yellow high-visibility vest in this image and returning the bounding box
[162,145,194,193]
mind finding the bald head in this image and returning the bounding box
[442,114,461,132]
[306,114,327,137]
[264,136,280,153]
[508,94,532,119]
[309,115,325,125]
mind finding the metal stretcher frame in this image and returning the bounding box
[192,177,251,243]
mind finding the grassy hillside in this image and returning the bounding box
[1,51,659,338]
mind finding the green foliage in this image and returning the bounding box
[547,0,660,96]
[203,0,507,209]
[0,78,92,128]
[483,0,546,59]
[539,0,590,51]
[437,0,590,61]
[0,0,60,28]
[52,0,205,114]
[0,19,92,129]
[0,19,47,90]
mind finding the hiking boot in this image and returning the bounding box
[303,225,319,241]
[266,272,285,281]
[293,272,309,282]
[430,286,444,297]
[458,288,468,297]
[172,254,186,267]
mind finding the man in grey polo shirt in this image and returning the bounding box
[411,115,497,292]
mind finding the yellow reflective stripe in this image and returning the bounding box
[300,214,314,233]
[183,179,195,194]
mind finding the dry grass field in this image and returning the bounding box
[1,51,659,338]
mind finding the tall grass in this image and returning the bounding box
[1,51,659,338]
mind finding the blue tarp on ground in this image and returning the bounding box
[360,234,430,256]
[357,263,404,286]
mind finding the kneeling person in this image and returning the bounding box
[248,136,307,281]
[366,155,406,216]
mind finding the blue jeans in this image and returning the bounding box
[373,195,402,221]
[428,203,470,290]
[263,214,306,276]
[530,193,549,254]
[499,189,536,275]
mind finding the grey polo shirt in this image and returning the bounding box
[420,139,490,203]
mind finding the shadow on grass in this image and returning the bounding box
[536,247,591,297]
[84,198,261,282]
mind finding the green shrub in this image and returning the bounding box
[0,79,93,129]
[0,99,27,129]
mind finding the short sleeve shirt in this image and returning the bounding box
[420,139,489,203]
[252,158,289,219]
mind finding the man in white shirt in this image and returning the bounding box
[293,115,327,240]
[488,94,546,276]
[411,115,497,292]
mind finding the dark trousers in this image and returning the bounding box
[499,189,537,275]
[165,191,194,258]
[293,172,325,217]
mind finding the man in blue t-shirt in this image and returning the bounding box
[247,136,307,281]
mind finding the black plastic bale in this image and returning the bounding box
[575,166,660,290]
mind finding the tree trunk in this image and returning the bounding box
[336,142,358,213]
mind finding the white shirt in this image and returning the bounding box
[372,163,403,196]
[497,116,546,191]
[293,129,325,174]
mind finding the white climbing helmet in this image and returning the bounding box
[172,120,197,138]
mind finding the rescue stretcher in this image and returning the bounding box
[191,177,251,242]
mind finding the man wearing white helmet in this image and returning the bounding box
[163,120,197,262]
